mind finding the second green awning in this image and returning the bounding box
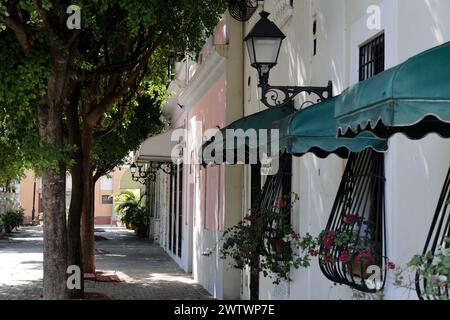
[273,98,388,159]
[335,41,450,139]
[202,106,295,165]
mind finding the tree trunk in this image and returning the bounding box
[38,78,69,300]
[66,89,84,298]
[81,125,96,273]
[67,151,84,297]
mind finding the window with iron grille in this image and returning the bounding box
[319,149,387,293]
[247,155,292,300]
[318,37,387,292]
[359,33,385,81]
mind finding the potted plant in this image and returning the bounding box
[2,208,24,234]
[115,191,149,238]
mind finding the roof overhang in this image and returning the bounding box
[136,129,178,163]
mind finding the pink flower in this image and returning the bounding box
[432,275,438,280]
[361,250,373,258]
[339,251,349,263]
[438,281,447,287]
[387,262,396,270]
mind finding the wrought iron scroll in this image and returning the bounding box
[416,165,450,300]
[260,81,333,109]
[319,149,387,293]
[132,162,176,184]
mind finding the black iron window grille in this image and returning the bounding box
[248,155,292,300]
[319,149,387,293]
[168,172,173,251]
[359,33,385,82]
[178,165,184,258]
[259,155,293,239]
[416,166,450,300]
[172,165,178,255]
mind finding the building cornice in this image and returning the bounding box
[165,48,227,123]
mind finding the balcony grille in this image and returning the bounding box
[319,149,387,293]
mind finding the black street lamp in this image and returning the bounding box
[244,11,333,108]
[130,163,138,175]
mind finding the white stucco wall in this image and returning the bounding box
[244,0,450,300]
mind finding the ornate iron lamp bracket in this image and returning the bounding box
[259,80,333,109]
[131,162,176,184]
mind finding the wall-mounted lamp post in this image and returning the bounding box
[244,11,333,108]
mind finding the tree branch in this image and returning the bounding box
[85,33,166,127]
[1,16,33,56]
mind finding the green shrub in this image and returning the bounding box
[3,208,24,234]
[115,192,149,236]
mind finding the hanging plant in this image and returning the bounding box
[206,193,318,285]
[394,238,450,300]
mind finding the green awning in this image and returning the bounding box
[273,98,388,159]
[202,106,295,165]
[336,41,450,139]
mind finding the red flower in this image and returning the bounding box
[355,250,372,264]
[361,250,372,258]
[323,238,333,251]
[339,251,349,263]
[275,197,282,206]
[387,262,396,270]
[323,256,332,264]
[310,250,319,257]
[343,214,358,225]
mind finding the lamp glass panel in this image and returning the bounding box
[246,38,256,65]
[253,38,282,64]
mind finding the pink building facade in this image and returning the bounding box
[137,13,245,299]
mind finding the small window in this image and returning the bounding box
[102,195,113,205]
[312,18,318,56]
[359,34,385,81]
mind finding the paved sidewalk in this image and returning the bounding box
[0,226,212,300]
